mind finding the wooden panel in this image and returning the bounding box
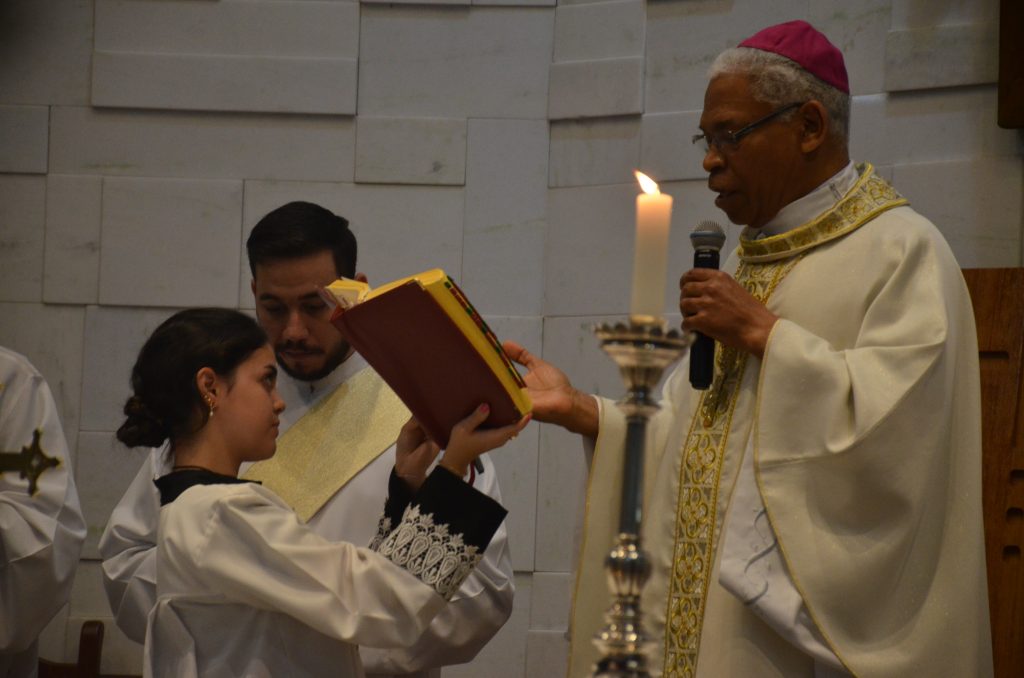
[963,268,1024,677]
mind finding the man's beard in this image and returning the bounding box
[275,340,350,382]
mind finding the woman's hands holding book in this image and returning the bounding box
[396,407,531,488]
[395,419,441,491]
[440,404,531,480]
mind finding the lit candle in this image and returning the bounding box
[630,171,673,320]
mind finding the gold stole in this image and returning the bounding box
[243,367,410,522]
[662,164,907,676]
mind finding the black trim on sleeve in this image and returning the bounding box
[383,467,416,528]
[413,466,507,553]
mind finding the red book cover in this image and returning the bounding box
[330,281,525,448]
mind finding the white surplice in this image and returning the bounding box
[100,353,513,678]
[144,467,502,678]
[0,347,86,678]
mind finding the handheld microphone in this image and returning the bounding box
[689,221,726,390]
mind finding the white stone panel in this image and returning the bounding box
[358,6,553,119]
[529,571,573,630]
[890,0,998,30]
[553,0,645,63]
[444,573,532,677]
[473,0,553,7]
[37,604,69,661]
[533,315,619,572]
[548,57,644,120]
[644,0,806,113]
[80,306,177,433]
[849,87,1023,168]
[548,117,641,189]
[98,177,243,307]
[67,562,110,617]
[0,0,92,105]
[76,432,149,559]
[463,119,548,316]
[92,51,358,115]
[50,106,356,182]
[0,303,85,454]
[640,111,706,182]
[545,180,710,317]
[0,175,45,302]
[884,23,997,92]
[546,184,634,316]
[484,316,541,573]
[892,157,1023,268]
[0,105,48,174]
[240,181,465,308]
[95,0,359,57]
[44,174,103,305]
[364,0,468,6]
[808,0,890,96]
[525,630,570,678]
[355,117,467,185]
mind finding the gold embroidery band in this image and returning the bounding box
[661,164,907,676]
[663,257,800,677]
[738,164,907,264]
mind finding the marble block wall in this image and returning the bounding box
[0,0,1021,675]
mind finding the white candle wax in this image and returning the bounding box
[630,181,673,319]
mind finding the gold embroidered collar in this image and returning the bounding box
[738,163,908,263]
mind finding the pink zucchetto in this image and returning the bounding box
[738,20,849,94]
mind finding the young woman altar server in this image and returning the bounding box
[116,308,528,677]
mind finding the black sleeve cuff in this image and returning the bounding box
[383,467,415,528]
[413,466,508,553]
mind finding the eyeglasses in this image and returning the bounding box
[691,102,804,154]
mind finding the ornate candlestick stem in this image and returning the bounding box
[590,318,691,678]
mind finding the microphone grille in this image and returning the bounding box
[690,220,726,251]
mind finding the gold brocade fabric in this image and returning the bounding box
[662,164,907,677]
[738,164,907,264]
[243,368,409,522]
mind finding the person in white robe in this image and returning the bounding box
[113,308,526,678]
[100,202,514,678]
[0,346,86,677]
[504,20,992,678]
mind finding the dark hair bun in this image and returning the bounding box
[116,395,169,448]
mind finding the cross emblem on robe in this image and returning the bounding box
[0,429,60,496]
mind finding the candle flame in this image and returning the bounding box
[634,170,660,195]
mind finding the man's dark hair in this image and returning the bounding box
[246,201,357,278]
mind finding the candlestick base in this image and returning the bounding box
[589,319,691,678]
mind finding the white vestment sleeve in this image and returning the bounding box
[0,349,86,662]
[360,454,514,675]
[159,474,502,649]
[99,447,169,643]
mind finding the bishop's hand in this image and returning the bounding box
[679,268,778,359]
[503,340,598,438]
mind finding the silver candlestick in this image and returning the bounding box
[590,318,691,678]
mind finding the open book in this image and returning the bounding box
[321,269,531,448]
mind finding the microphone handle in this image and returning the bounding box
[689,248,720,390]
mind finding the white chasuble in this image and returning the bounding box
[568,165,992,678]
[0,347,86,677]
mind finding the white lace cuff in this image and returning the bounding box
[368,514,393,551]
[376,504,483,600]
